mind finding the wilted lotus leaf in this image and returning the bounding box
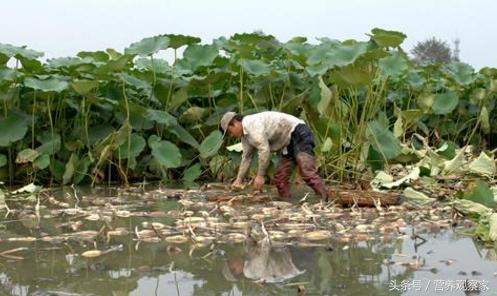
[81,250,103,258]
[85,214,100,221]
[40,236,65,243]
[115,210,131,218]
[141,237,162,243]
[107,228,129,236]
[193,236,214,244]
[165,235,189,244]
[268,231,287,240]
[225,233,246,243]
[66,230,99,241]
[136,229,156,238]
[278,223,316,231]
[231,221,249,229]
[7,237,37,242]
[178,200,195,208]
[182,217,205,224]
[355,224,373,233]
[269,201,293,209]
[304,230,331,241]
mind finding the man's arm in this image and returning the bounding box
[235,140,255,182]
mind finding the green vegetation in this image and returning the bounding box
[0,28,496,187]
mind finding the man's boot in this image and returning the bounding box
[295,152,328,201]
[274,158,295,200]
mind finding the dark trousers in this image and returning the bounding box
[273,124,328,200]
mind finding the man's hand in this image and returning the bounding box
[231,179,244,191]
[253,175,265,192]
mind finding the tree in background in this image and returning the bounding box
[411,37,456,65]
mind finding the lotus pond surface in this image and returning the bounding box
[0,185,496,296]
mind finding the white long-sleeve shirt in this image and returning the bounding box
[236,111,304,180]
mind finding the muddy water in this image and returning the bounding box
[0,185,496,296]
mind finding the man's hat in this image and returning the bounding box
[220,111,237,134]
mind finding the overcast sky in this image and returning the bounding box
[1,0,495,69]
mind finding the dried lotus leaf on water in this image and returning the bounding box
[115,210,131,217]
[7,237,37,242]
[268,231,287,240]
[225,233,246,243]
[136,229,157,238]
[231,221,250,229]
[81,250,103,258]
[193,236,215,243]
[165,235,189,244]
[278,223,316,231]
[268,201,293,209]
[182,217,205,224]
[303,230,332,241]
[141,237,162,243]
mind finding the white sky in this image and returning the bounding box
[1,0,495,69]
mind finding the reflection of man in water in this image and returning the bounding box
[222,239,304,283]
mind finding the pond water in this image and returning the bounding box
[0,185,496,296]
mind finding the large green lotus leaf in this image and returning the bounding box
[0,69,18,81]
[164,34,201,49]
[239,59,271,76]
[168,88,188,111]
[406,71,426,89]
[118,133,146,159]
[0,87,19,103]
[97,54,134,74]
[182,163,202,182]
[0,154,6,168]
[199,130,223,159]
[464,180,497,208]
[77,51,109,62]
[150,139,182,168]
[316,76,332,116]
[321,42,369,69]
[231,32,275,44]
[306,40,340,64]
[125,35,170,56]
[0,53,8,66]
[330,63,375,87]
[283,42,311,57]
[168,125,200,149]
[182,44,218,69]
[369,28,406,48]
[73,155,91,184]
[71,80,99,96]
[432,92,458,115]
[16,148,39,163]
[24,77,69,93]
[0,43,43,60]
[0,113,29,147]
[62,153,78,185]
[306,63,329,77]
[367,121,401,160]
[445,62,476,85]
[48,57,94,68]
[146,109,177,126]
[379,52,409,78]
[33,154,50,170]
[118,73,151,90]
[135,58,170,74]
